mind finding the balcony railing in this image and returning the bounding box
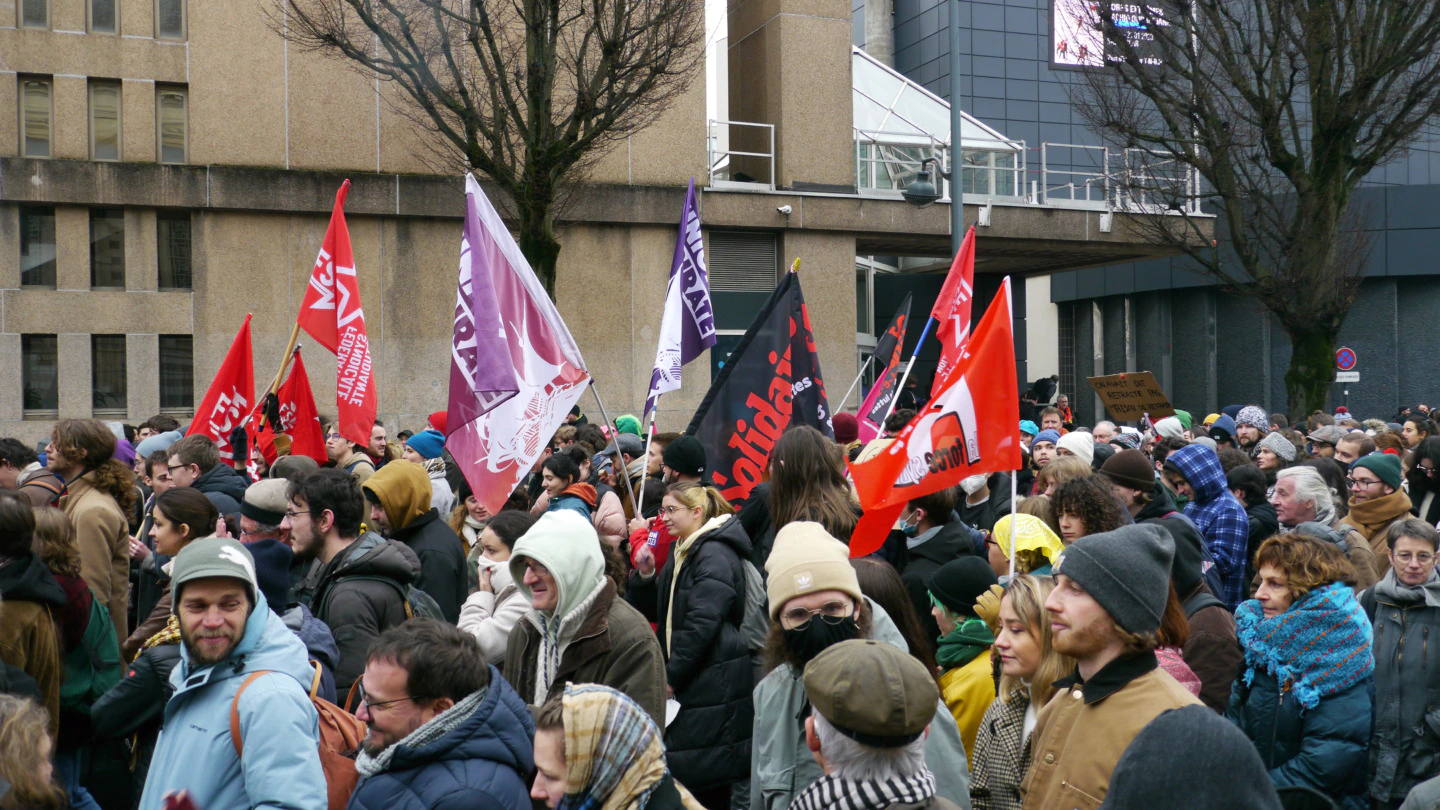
[708,120,775,190]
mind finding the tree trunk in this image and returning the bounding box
[1282,323,1339,418]
[517,202,561,299]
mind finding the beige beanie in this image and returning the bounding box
[764,521,863,620]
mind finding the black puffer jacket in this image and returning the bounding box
[194,462,250,518]
[91,640,181,797]
[628,514,753,792]
[306,532,422,695]
[388,509,467,623]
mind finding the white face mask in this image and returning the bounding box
[475,556,505,572]
[960,474,988,495]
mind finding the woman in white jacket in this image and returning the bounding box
[458,510,537,665]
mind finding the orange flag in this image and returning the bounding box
[848,278,1021,556]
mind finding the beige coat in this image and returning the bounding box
[1022,661,1201,810]
[62,472,131,646]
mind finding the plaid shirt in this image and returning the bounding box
[1169,444,1250,610]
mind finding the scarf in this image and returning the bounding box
[462,515,485,547]
[626,457,646,483]
[1235,581,1374,709]
[1342,489,1413,541]
[143,615,181,650]
[936,616,995,670]
[791,771,938,810]
[355,688,486,777]
[562,483,599,509]
[537,580,607,701]
[557,684,705,810]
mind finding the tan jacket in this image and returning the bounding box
[0,599,62,738]
[1021,653,1201,810]
[62,472,131,646]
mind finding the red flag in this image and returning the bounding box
[277,349,327,464]
[930,225,976,395]
[849,278,1021,556]
[187,315,256,455]
[296,180,378,449]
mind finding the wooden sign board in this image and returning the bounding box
[1087,371,1176,421]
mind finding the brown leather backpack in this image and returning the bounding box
[230,662,366,810]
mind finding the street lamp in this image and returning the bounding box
[903,0,965,256]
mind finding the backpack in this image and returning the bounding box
[322,574,445,622]
[59,599,123,713]
[231,662,365,810]
[1182,587,1226,619]
[1158,511,1228,602]
[738,560,769,654]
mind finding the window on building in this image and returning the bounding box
[20,207,56,288]
[89,81,121,162]
[20,77,52,158]
[92,335,127,415]
[157,87,187,164]
[90,209,126,288]
[22,335,58,417]
[706,231,778,379]
[157,211,192,289]
[159,335,193,411]
[1058,302,1077,407]
[156,0,184,39]
[89,0,116,33]
[20,0,47,29]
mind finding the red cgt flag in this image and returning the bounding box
[930,225,976,396]
[187,315,255,456]
[296,180,377,449]
[849,277,1022,556]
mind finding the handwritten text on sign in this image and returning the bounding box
[1087,371,1175,421]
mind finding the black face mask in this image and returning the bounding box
[782,615,860,668]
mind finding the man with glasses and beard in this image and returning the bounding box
[137,537,325,810]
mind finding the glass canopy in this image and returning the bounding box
[852,47,1019,151]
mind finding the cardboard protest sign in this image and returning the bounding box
[1087,371,1175,421]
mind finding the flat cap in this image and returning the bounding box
[802,639,939,748]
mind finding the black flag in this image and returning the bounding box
[861,293,913,431]
[686,272,831,504]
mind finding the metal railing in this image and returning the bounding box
[1039,142,1204,215]
[854,130,1027,200]
[708,120,775,190]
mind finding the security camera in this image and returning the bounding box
[777,205,793,215]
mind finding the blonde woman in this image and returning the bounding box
[969,575,1076,810]
[0,695,64,810]
[628,482,753,810]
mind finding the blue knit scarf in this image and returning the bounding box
[1235,581,1373,710]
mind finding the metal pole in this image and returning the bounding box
[636,406,658,516]
[879,317,938,427]
[837,354,877,413]
[587,382,642,516]
[949,0,964,254]
[1008,470,1018,581]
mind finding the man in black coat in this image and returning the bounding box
[890,487,986,643]
[362,461,467,622]
[167,434,249,520]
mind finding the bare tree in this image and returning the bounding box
[278,0,704,296]
[1067,1,1440,414]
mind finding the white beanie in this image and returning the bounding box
[1057,432,1095,466]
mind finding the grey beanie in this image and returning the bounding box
[1099,706,1282,810]
[1054,523,1175,635]
[170,536,260,609]
[1236,406,1269,431]
[1256,431,1296,462]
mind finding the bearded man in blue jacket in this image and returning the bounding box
[139,537,326,810]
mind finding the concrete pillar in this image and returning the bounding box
[0,207,19,289]
[728,0,855,191]
[58,332,92,419]
[1024,275,1059,380]
[55,207,90,291]
[865,0,894,66]
[128,333,161,421]
[127,209,158,292]
[779,230,857,405]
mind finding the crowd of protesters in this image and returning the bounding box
[8,395,1440,810]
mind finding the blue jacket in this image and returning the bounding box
[1227,668,1373,810]
[1167,443,1251,609]
[348,667,535,810]
[546,492,592,520]
[138,592,326,810]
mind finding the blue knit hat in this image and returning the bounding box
[406,429,445,460]
[1034,429,1061,447]
[1019,420,1039,437]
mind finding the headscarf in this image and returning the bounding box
[991,514,1064,568]
[556,684,705,810]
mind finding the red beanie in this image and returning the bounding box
[428,410,448,434]
[833,412,859,445]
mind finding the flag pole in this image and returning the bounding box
[588,381,643,516]
[879,317,937,427]
[1008,468,1018,580]
[837,355,876,413]
[636,404,659,517]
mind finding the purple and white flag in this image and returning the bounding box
[445,174,589,513]
[644,178,717,418]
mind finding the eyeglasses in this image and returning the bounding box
[283,508,309,520]
[779,600,853,629]
[659,505,689,516]
[1346,477,1383,489]
[356,681,425,711]
[325,434,344,442]
[1422,465,1439,478]
[1395,551,1437,565]
[524,560,551,578]
[166,464,190,473]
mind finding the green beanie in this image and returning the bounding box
[615,414,641,436]
[1352,452,1403,490]
[1174,410,1193,430]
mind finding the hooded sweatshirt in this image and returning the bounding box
[364,461,467,622]
[507,511,609,701]
[1165,444,1251,610]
